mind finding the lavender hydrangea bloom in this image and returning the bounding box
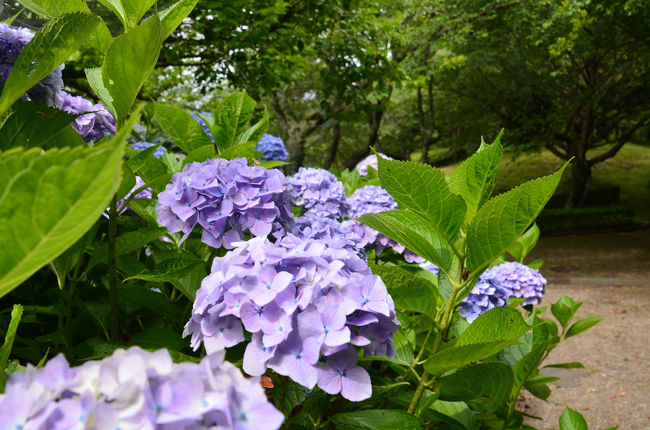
[457,269,511,323]
[191,111,214,143]
[56,91,116,142]
[255,134,289,162]
[0,347,284,430]
[492,261,547,306]
[131,140,168,158]
[346,185,424,263]
[184,234,398,401]
[288,167,348,219]
[420,261,439,276]
[291,215,363,255]
[156,157,293,248]
[355,153,393,177]
[0,23,63,105]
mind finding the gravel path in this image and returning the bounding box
[520,230,650,429]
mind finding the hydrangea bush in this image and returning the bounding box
[0,6,602,430]
[255,134,289,162]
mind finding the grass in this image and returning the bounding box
[435,144,650,221]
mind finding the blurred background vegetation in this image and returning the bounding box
[3,0,650,218]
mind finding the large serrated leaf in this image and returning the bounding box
[159,0,199,39]
[465,161,569,272]
[211,91,257,150]
[377,155,466,243]
[329,410,422,430]
[438,362,513,405]
[359,209,457,275]
[97,0,155,30]
[153,103,214,155]
[370,264,438,319]
[0,135,127,297]
[449,141,502,226]
[427,400,478,430]
[102,16,161,123]
[0,12,100,117]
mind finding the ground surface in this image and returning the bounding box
[519,230,650,429]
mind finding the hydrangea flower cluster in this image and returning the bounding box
[0,347,283,430]
[0,23,63,105]
[345,185,424,263]
[56,91,116,142]
[156,157,293,248]
[287,167,348,219]
[491,261,547,306]
[184,235,398,401]
[354,153,393,177]
[191,111,214,143]
[255,134,289,162]
[132,140,168,158]
[458,262,547,322]
[290,215,363,255]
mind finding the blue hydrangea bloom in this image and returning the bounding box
[492,261,547,306]
[457,269,511,323]
[256,134,289,162]
[0,23,63,105]
[184,234,398,401]
[0,347,284,429]
[56,91,115,142]
[290,215,364,256]
[156,157,293,248]
[288,167,348,219]
[131,140,168,158]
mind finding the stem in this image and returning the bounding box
[108,194,119,340]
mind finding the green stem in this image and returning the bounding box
[108,194,119,340]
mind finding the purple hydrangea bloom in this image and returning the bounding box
[0,347,284,430]
[156,157,293,248]
[290,215,363,255]
[255,134,289,162]
[457,268,511,323]
[346,185,424,263]
[288,167,348,220]
[131,140,168,158]
[420,261,439,276]
[191,111,214,143]
[184,234,398,401]
[491,261,547,306]
[0,23,63,105]
[56,91,116,142]
[117,176,152,214]
[355,153,393,177]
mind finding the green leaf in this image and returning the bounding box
[559,406,588,430]
[182,144,216,167]
[212,91,257,150]
[0,12,100,117]
[86,227,167,272]
[125,258,203,283]
[377,155,466,243]
[219,142,258,160]
[465,161,569,272]
[102,16,161,123]
[0,100,85,150]
[565,316,603,339]
[85,67,115,118]
[370,264,438,319]
[159,0,199,39]
[390,329,414,366]
[0,305,23,370]
[543,362,585,369]
[0,123,131,297]
[510,319,550,398]
[438,362,514,405]
[117,285,180,319]
[449,140,503,226]
[359,209,457,275]
[507,224,541,262]
[234,106,269,146]
[525,382,551,400]
[97,0,154,30]
[153,103,214,155]
[551,295,582,331]
[427,400,478,430]
[17,0,112,52]
[130,326,185,351]
[329,410,422,430]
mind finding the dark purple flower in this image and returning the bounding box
[288,167,348,219]
[255,134,289,162]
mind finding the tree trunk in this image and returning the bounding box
[324,120,340,169]
[566,158,591,208]
[417,80,435,164]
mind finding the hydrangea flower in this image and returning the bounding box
[156,157,293,248]
[0,23,63,105]
[457,269,510,323]
[288,167,348,219]
[117,176,152,214]
[0,347,284,430]
[289,215,363,255]
[255,134,289,162]
[184,234,398,401]
[491,261,547,306]
[345,185,424,263]
[355,153,393,177]
[56,91,116,142]
[191,111,214,143]
[131,139,168,158]
[420,261,439,276]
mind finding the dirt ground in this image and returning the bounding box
[520,230,650,429]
